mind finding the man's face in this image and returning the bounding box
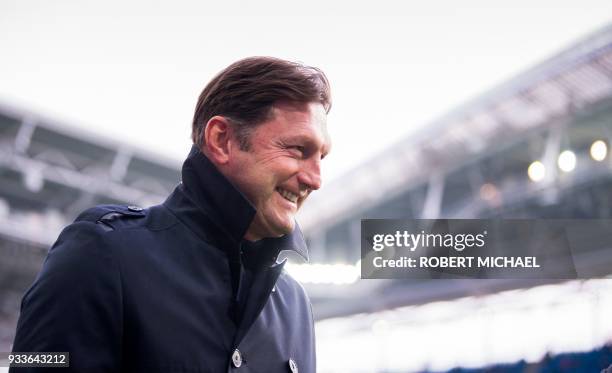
[227,102,331,241]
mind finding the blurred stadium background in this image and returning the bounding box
[2,23,612,373]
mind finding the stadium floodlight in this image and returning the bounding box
[479,183,499,201]
[527,161,546,182]
[557,150,576,172]
[590,140,607,161]
[23,168,44,192]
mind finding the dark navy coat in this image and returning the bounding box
[11,147,316,373]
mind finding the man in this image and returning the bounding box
[11,56,332,372]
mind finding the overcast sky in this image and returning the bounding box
[1,1,611,183]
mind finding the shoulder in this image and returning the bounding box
[74,204,176,233]
[75,204,147,232]
[46,204,175,265]
[20,207,139,307]
[46,205,148,267]
[32,203,177,290]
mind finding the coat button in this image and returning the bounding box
[231,349,242,368]
[127,205,143,212]
[288,358,298,373]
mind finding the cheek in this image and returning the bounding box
[250,173,278,202]
[246,158,300,202]
[254,148,287,165]
[273,158,301,176]
[255,160,299,182]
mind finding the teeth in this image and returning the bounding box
[277,188,298,203]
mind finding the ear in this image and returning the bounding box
[203,116,234,165]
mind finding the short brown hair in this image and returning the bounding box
[191,56,331,149]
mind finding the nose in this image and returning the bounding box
[298,157,322,191]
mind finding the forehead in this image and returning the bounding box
[260,102,331,149]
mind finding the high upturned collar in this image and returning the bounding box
[163,146,309,262]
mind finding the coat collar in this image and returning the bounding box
[164,146,309,262]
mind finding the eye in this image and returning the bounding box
[287,145,305,156]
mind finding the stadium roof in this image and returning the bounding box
[298,24,612,234]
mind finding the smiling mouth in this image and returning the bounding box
[276,187,299,203]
